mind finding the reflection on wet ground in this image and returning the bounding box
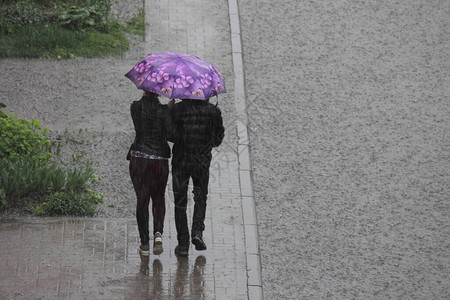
[128,255,206,300]
[0,218,247,299]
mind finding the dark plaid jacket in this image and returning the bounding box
[168,99,224,169]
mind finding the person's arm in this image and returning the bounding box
[212,107,224,147]
[130,101,138,131]
[166,103,177,143]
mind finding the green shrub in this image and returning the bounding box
[0,114,51,162]
[0,0,113,33]
[125,8,144,37]
[0,188,5,207]
[66,166,94,191]
[0,102,103,216]
[0,157,62,199]
[0,0,46,27]
[28,189,103,216]
[52,1,110,31]
[0,102,6,118]
[0,155,103,215]
[0,19,16,36]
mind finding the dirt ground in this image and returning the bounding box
[238,0,449,299]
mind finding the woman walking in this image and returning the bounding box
[129,91,173,256]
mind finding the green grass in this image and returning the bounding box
[0,0,138,58]
[0,154,103,215]
[0,24,129,58]
[28,189,103,216]
[124,8,144,37]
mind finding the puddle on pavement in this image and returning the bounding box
[0,218,213,299]
[113,254,208,299]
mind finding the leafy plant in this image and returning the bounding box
[0,0,46,27]
[0,113,52,162]
[0,158,61,200]
[53,4,105,30]
[0,98,104,216]
[0,155,103,215]
[66,166,94,191]
[51,0,111,31]
[125,8,144,37]
[28,189,103,216]
[0,188,5,207]
[0,102,6,118]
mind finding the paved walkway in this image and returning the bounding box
[0,0,263,299]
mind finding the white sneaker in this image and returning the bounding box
[138,244,150,256]
[153,232,163,255]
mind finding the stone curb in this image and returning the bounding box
[228,0,264,299]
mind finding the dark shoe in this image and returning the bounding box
[194,255,206,267]
[139,255,149,275]
[191,232,207,251]
[152,259,163,277]
[174,244,189,257]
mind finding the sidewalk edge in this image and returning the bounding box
[228,0,264,299]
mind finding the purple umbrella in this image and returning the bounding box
[125,52,226,100]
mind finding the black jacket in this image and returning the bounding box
[130,96,171,158]
[169,100,224,169]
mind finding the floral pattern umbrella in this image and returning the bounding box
[125,52,226,100]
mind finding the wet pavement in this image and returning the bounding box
[0,0,262,299]
[0,215,246,299]
[0,147,253,299]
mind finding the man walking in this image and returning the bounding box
[169,98,224,256]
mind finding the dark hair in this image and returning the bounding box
[144,91,159,98]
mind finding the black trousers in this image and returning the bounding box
[172,164,209,245]
[129,157,168,245]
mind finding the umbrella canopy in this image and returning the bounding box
[125,52,226,100]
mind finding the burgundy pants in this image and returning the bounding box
[129,157,168,245]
